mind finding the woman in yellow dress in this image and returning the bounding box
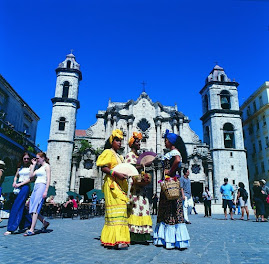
[96,129,130,249]
[126,132,153,245]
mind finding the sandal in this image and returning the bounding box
[41,221,50,232]
[24,230,35,236]
[4,231,12,236]
[116,244,128,250]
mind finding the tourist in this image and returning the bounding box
[190,196,198,215]
[152,193,158,215]
[236,182,249,220]
[4,153,32,235]
[46,195,56,205]
[0,160,5,224]
[125,132,153,245]
[75,196,80,206]
[202,187,212,217]
[154,129,190,250]
[24,152,51,236]
[180,168,193,224]
[252,181,267,222]
[259,179,269,219]
[64,195,78,209]
[96,129,130,249]
[220,178,234,220]
[91,192,97,215]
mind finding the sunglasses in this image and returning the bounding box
[23,158,30,160]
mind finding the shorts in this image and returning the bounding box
[222,199,233,209]
[239,197,249,207]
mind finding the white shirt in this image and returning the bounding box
[35,165,47,184]
[18,167,30,183]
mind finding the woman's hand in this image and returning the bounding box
[15,182,23,188]
[116,172,128,180]
[164,169,170,175]
[12,182,17,188]
[31,158,37,166]
[42,190,48,199]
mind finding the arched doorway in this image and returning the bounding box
[191,182,203,202]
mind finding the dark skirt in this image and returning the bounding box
[157,190,185,225]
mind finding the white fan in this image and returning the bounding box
[113,163,139,203]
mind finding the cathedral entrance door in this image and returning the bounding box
[79,178,94,199]
[191,182,203,202]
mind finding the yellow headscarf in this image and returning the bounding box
[109,129,124,144]
[128,132,143,147]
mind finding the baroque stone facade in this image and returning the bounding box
[72,92,212,202]
[48,55,249,204]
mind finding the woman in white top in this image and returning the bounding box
[4,152,32,235]
[24,152,51,236]
[202,187,212,217]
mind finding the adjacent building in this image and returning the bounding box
[240,82,269,190]
[0,74,40,175]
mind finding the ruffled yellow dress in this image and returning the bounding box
[96,149,130,246]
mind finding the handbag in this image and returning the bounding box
[13,187,20,195]
[160,177,180,200]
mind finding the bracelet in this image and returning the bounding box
[110,169,115,178]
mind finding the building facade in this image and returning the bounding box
[47,53,82,203]
[0,74,40,175]
[71,92,212,203]
[240,82,269,190]
[200,65,249,201]
[48,56,249,204]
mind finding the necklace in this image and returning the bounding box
[110,148,122,164]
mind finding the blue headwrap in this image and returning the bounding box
[164,129,178,145]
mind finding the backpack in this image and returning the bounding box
[241,188,248,202]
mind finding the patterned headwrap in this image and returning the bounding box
[128,132,143,147]
[164,129,178,145]
[109,129,124,144]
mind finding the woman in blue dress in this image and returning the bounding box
[4,152,32,235]
[154,130,190,249]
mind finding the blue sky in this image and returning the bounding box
[1,0,269,151]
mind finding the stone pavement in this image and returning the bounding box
[0,213,268,264]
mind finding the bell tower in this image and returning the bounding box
[200,65,249,202]
[47,53,82,202]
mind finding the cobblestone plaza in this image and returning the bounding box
[1,214,268,264]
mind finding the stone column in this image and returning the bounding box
[106,114,111,138]
[173,119,178,134]
[128,118,133,140]
[208,164,213,198]
[113,115,117,131]
[156,120,162,154]
[153,169,157,194]
[70,158,77,191]
[156,162,162,195]
[178,118,183,136]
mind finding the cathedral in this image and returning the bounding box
[47,53,249,203]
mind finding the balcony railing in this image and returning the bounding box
[0,118,41,154]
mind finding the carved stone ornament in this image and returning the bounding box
[137,118,150,132]
[191,164,201,174]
